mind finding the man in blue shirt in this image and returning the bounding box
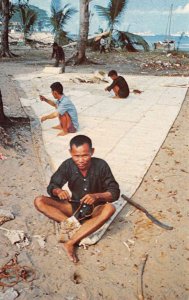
[40,82,79,136]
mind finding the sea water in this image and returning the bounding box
[143,35,189,52]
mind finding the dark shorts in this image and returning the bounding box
[118,90,129,98]
[68,122,77,133]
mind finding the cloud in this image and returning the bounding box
[174,3,189,14]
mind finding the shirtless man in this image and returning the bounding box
[34,135,120,262]
[105,70,130,99]
[40,82,78,136]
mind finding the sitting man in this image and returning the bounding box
[105,69,130,99]
[34,135,120,263]
[40,82,79,136]
[51,42,65,73]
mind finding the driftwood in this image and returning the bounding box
[138,254,149,300]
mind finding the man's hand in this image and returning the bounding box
[41,115,47,122]
[57,189,71,201]
[81,194,97,205]
[39,95,46,101]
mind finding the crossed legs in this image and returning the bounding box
[34,195,116,263]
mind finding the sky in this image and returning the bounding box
[28,0,189,35]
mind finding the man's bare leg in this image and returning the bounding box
[34,195,72,222]
[113,85,121,99]
[62,203,116,263]
[57,112,71,137]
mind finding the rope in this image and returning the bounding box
[0,253,36,288]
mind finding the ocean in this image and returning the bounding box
[142,35,189,52]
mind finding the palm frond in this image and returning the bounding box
[94,5,111,26]
[19,6,38,35]
[50,4,77,32]
[109,0,128,21]
[120,31,150,51]
[61,7,77,27]
[51,0,61,13]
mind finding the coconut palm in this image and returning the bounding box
[0,0,31,57]
[19,5,38,42]
[0,0,11,57]
[95,0,149,51]
[76,0,90,64]
[95,0,128,46]
[50,1,77,45]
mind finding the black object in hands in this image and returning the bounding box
[74,203,94,221]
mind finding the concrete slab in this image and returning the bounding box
[16,71,189,245]
[43,66,63,74]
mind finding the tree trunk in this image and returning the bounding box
[0,0,16,57]
[0,90,9,124]
[76,0,89,64]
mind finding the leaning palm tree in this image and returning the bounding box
[95,0,128,47]
[95,0,149,52]
[50,1,77,45]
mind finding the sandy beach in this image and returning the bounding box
[0,47,189,300]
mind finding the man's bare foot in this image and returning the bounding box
[112,96,120,99]
[62,241,78,263]
[57,131,68,136]
[52,124,62,130]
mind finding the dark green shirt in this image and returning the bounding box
[47,157,120,202]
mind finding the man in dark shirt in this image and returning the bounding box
[34,135,120,263]
[51,42,65,72]
[105,69,130,98]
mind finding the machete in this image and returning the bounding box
[121,194,173,230]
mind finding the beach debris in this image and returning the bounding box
[0,227,30,248]
[153,176,163,182]
[70,77,95,84]
[33,235,46,249]
[127,239,135,245]
[132,89,143,94]
[137,254,149,300]
[0,209,15,225]
[70,70,108,84]
[93,70,109,82]
[0,288,19,300]
[123,241,131,252]
[123,239,135,252]
[0,153,7,160]
[0,253,35,288]
[121,194,174,230]
[59,216,81,243]
[125,209,136,218]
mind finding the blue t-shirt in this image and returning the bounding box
[56,95,79,129]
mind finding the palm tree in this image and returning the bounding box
[95,0,149,51]
[0,0,29,57]
[76,0,90,64]
[50,1,77,45]
[0,0,11,57]
[95,0,128,47]
[19,5,38,42]
[0,89,9,124]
